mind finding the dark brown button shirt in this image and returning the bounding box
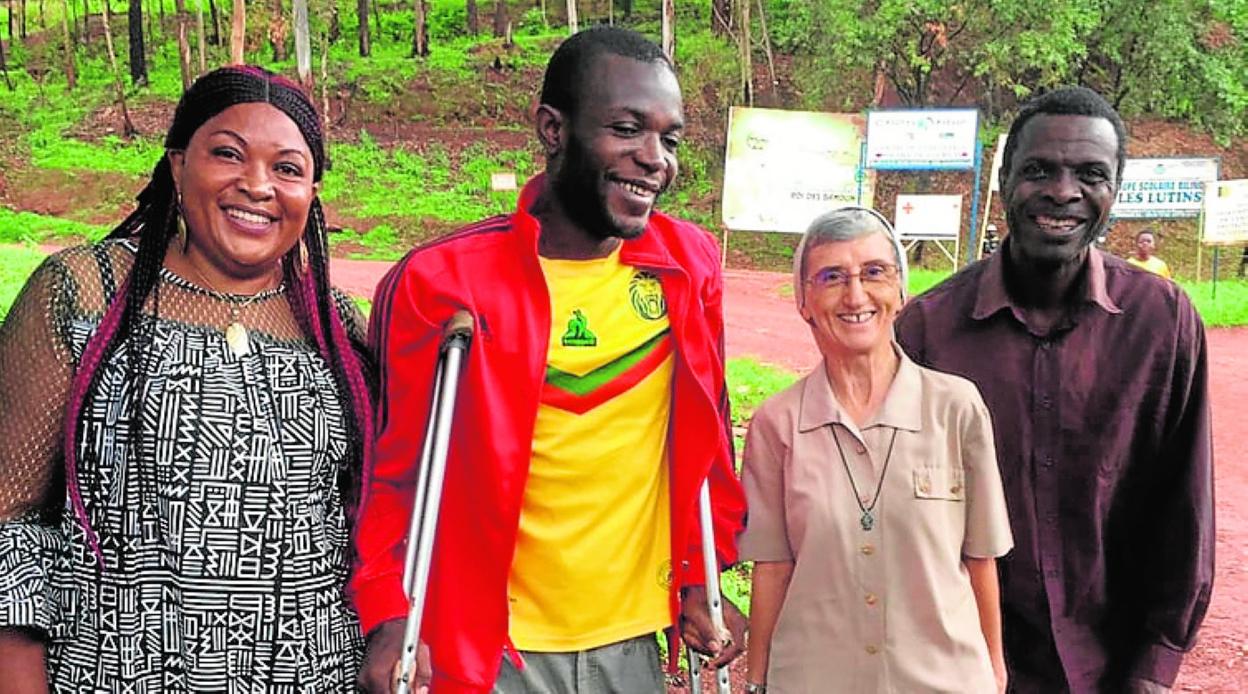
[896,240,1214,692]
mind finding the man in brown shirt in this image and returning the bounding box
[896,87,1214,693]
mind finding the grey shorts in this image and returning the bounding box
[491,634,665,694]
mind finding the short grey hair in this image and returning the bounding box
[792,206,909,310]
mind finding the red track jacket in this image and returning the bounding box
[351,175,747,693]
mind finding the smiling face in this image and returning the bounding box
[800,232,903,359]
[549,54,684,241]
[169,102,317,288]
[1001,114,1120,271]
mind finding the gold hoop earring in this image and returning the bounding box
[176,193,190,253]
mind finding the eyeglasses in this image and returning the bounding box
[806,262,899,291]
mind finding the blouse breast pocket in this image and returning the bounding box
[913,465,967,501]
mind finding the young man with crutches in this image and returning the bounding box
[353,27,748,693]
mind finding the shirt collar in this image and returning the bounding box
[971,236,1122,321]
[798,344,924,436]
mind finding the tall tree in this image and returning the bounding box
[660,0,673,60]
[60,0,76,89]
[229,0,243,63]
[267,0,286,61]
[738,0,751,104]
[195,0,206,72]
[100,0,139,136]
[293,0,310,87]
[565,0,576,33]
[411,0,427,56]
[174,0,192,88]
[711,0,729,35]
[0,18,12,91]
[128,0,148,85]
[492,0,506,37]
[356,0,368,55]
[327,0,339,43]
[207,0,220,45]
[18,0,26,38]
[465,0,476,35]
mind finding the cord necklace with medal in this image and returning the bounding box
[181,253,280,358]
[833,425,900,531]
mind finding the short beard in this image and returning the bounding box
[553,137,652,241]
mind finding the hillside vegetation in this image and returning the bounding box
[0,0,1246,279]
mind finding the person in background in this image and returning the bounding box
[897,86,1213,694]
[0,66,373,691]
[1127,228,1172,278]
[741,207,1012,694]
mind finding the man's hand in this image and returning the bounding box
[1124,678,1170,694]
[679,586,747,669]
[356,620,432,694]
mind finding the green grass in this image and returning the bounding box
[726,358,798,427]
[0,245,49,321]
[1180,278,1248,327]
[0,207,110,244]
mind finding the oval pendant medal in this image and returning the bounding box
[225,322,251,357]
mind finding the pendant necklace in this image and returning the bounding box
[832,425,900,531]
[181,259,279,358]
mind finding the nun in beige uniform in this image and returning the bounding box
[739,207,1013,694]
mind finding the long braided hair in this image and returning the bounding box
[62,65,375,566]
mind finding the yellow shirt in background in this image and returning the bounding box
[507,249,674,652]
[1127,255,1172,279]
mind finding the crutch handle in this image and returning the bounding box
[443,309,474,343]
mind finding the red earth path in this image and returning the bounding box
[332,257,1248,692]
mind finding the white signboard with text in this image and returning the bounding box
[1113,157,1220,219]
[894,194,963,240]
[1201,179,1248,245]
[721,107,874,233]
[866,109,978,170]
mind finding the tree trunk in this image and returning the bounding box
[491,0,504,37]
[465,0,475,34]
[128,0,148,85]
[195,0,205,72]
[327,0,338,43]
[207,0,220,45]
[738,0,751,105]
[60,0,76,88]
[660,0,673,61]
[564,0,575,34]
[19,0,27,38]
[369,0,378,41]
[7,0,14,42]
[293,0,309,87]
[267,0,286,61]
[38,0,44,30]
[0,24,13,90]
[80,0,87,44]
[144,0,153,50]
[411,0,426,56]
[755,0,776,91]
[228,0,243,63]
[711,0,729,35]
[355,0,367,56]
[100,0,139,136]
[174,0,191,89]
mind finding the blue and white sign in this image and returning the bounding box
[866,109,979,170]
[1112,157,1220,219]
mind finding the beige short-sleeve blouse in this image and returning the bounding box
[739,348,1013,693]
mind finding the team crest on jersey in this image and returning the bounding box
[561,309,598,347]
[657,560,673,590]
[629,272,666,321]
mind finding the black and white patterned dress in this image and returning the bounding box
[0,241,365,691]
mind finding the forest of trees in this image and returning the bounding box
[0,0,1246,142]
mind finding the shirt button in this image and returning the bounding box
[865,645,879,655]
[1040,396,1053,409]
[856,446,867,455]
[949,484,962,494]
[1043,456,1055,467]
[918,482,931,493]
[865,593,878,606]
[861,544,875,556]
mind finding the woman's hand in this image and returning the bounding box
[0,627,50,694]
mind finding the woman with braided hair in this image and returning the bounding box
[0,66,373,691]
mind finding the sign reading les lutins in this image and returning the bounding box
[1112,158,1220,219]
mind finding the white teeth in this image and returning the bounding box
[1035,215,1079,230]
[227,208,272,225]
[838,312,875,324]
[620,181,654,197]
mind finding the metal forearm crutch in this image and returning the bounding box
[396,310,475,694]
[686,480,731,694]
